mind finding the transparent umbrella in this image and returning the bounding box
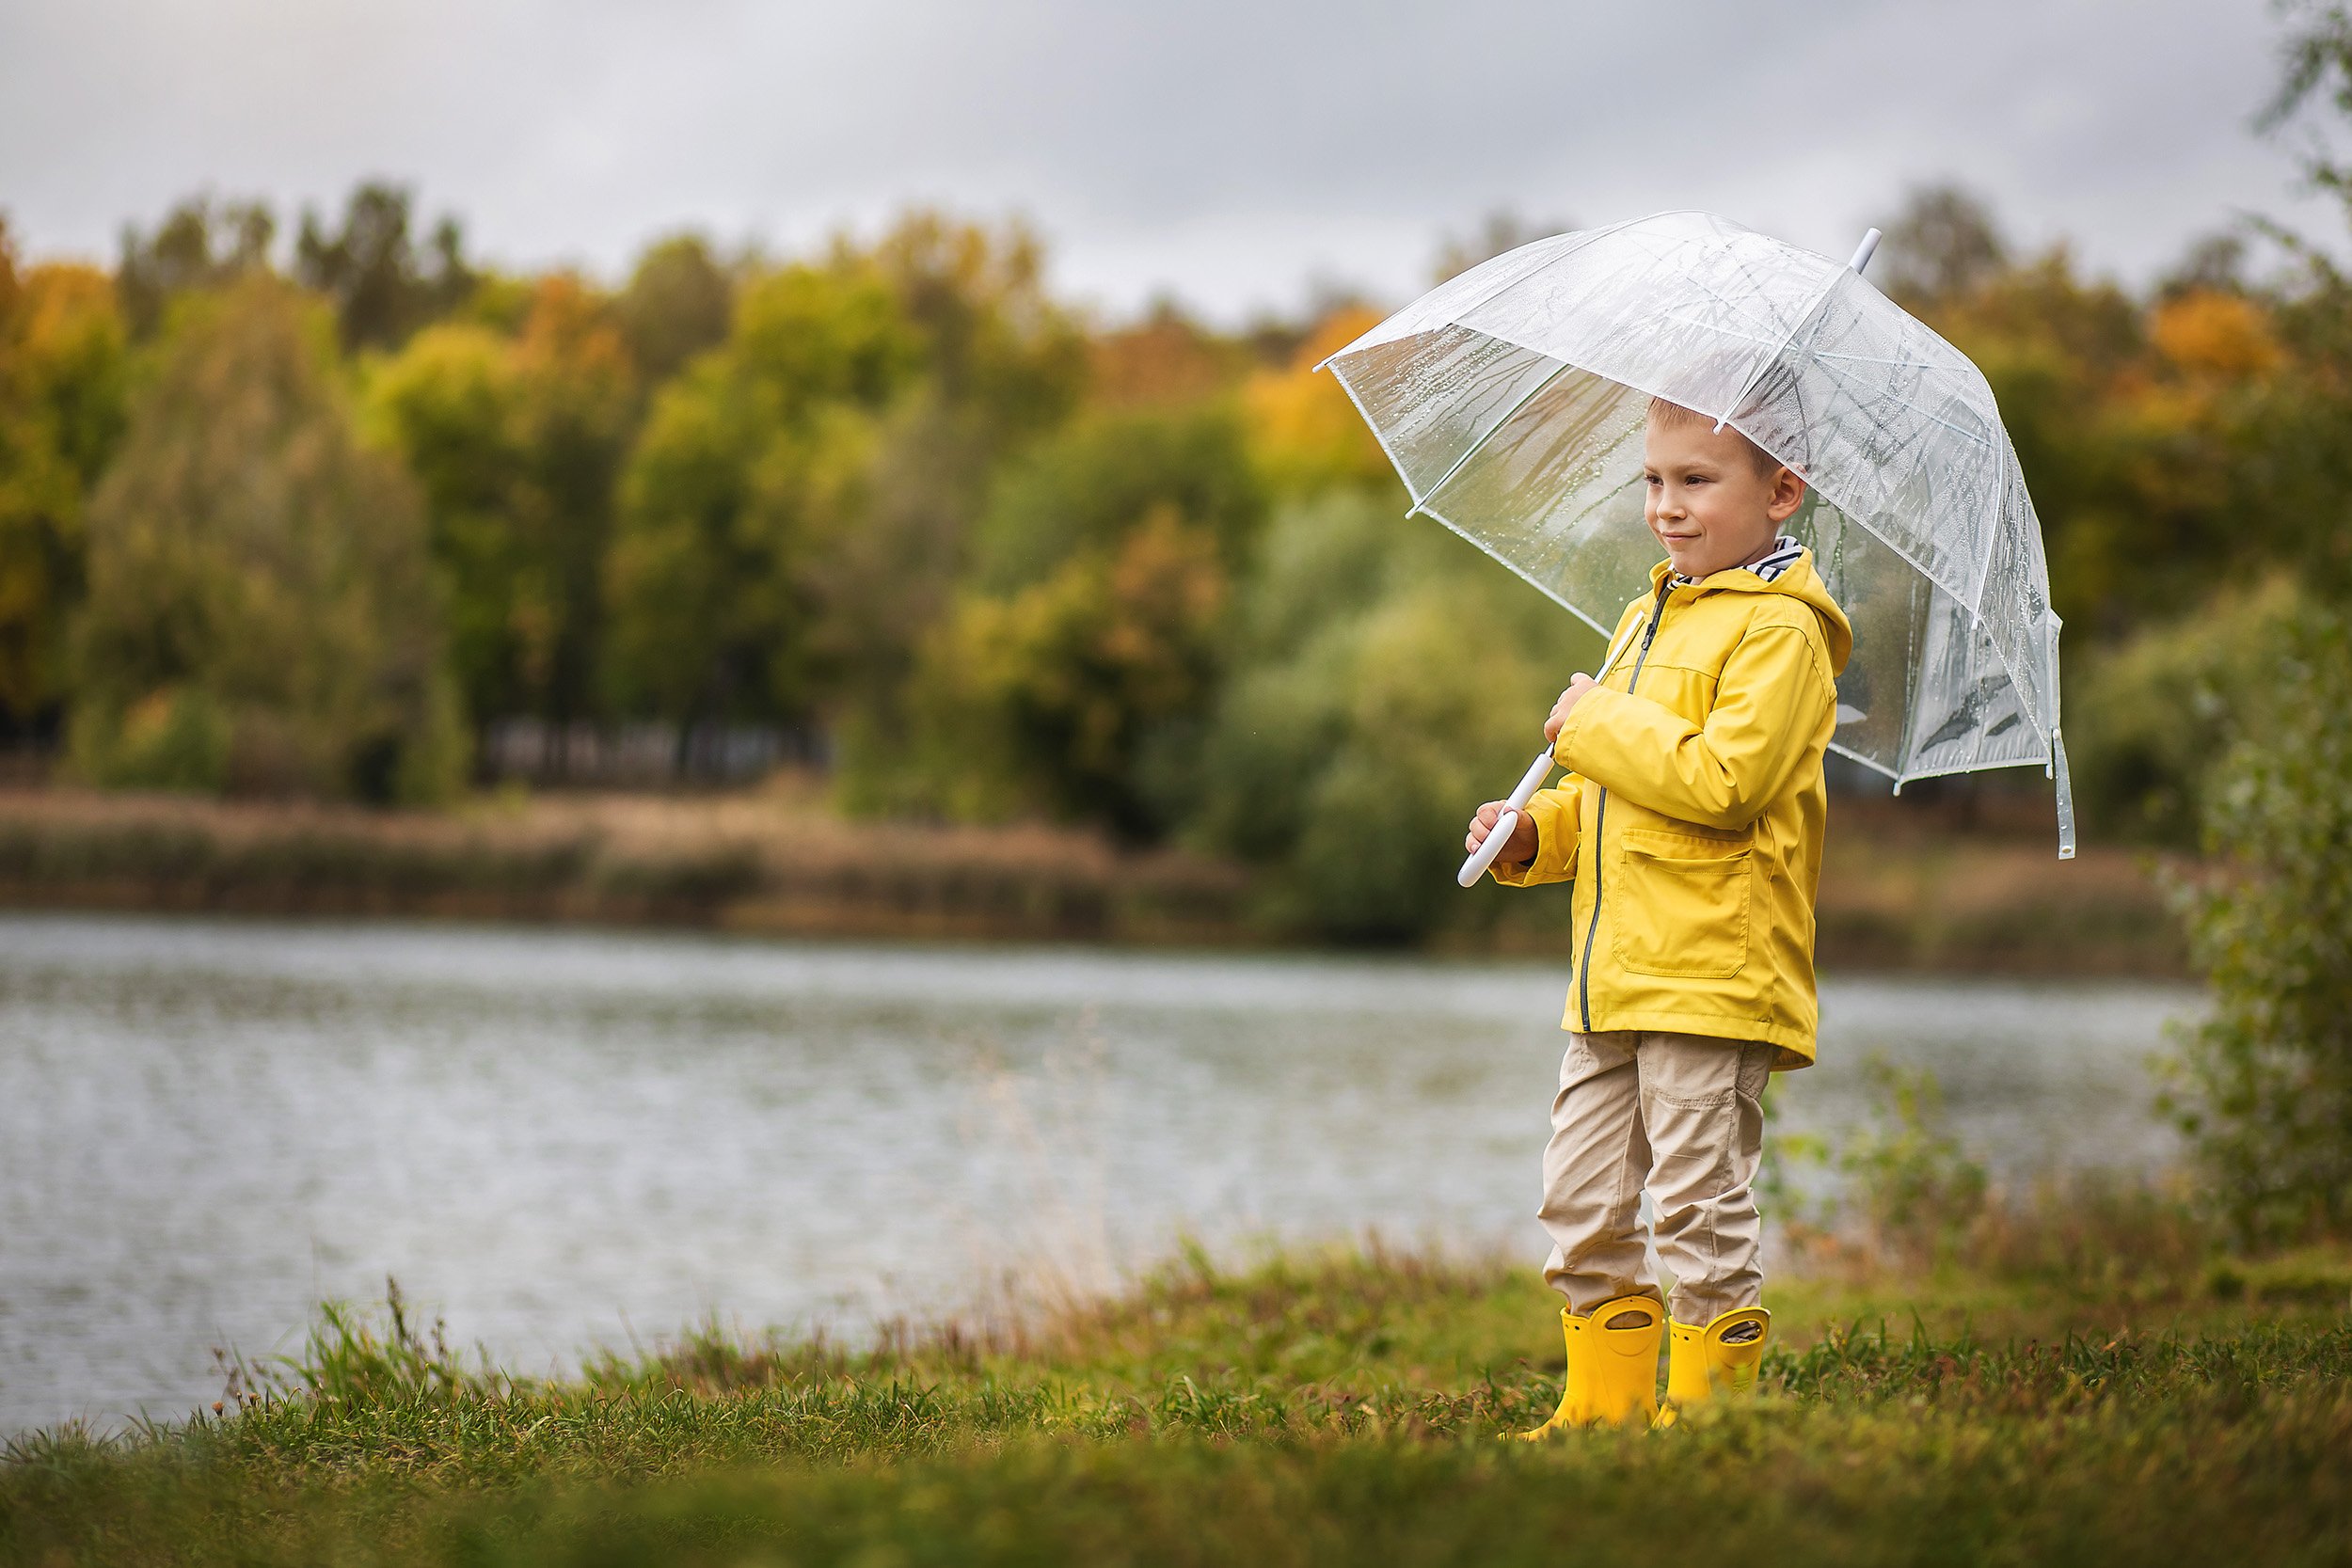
[1319,210,2074,879]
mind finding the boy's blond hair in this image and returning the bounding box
[1645,396,1785,478]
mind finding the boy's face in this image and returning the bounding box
[1642,415,1807,580]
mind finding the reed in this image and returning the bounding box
[0,783,2183,971]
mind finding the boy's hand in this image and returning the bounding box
[1466,800,1540,868]
[1544,674,1599,744]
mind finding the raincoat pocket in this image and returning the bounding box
[1613,830,1751,979]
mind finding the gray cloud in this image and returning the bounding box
[0,0,2327,320]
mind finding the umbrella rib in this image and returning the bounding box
[1707,266,1848,431]
[1807,353,1994,450]
[1408,359,1576,514]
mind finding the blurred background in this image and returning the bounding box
[3,0,2348,1432]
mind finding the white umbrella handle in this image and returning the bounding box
[1457,746,1560,887]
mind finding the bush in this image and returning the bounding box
[1189,492,1596,942]
[2169,606,2352,1242]
[2065,578,2303,845]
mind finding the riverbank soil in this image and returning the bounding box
[6,1227,2347,1565]
[0,781,2182,973]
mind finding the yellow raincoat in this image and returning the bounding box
[1492,551,1852,1067]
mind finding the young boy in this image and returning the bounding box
[1465,396,1851,1432]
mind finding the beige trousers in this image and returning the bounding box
[1538,1030,1774,1325]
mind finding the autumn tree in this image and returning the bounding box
[0,223,128,736]
[72,277,461,800]
[365,276,637,741]
[604,214,1084,757]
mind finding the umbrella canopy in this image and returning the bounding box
[1320,210,2074,856]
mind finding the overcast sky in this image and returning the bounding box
[0,0,2333,322]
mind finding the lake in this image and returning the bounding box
[0,911,2197,1435]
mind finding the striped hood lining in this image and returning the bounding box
[1670,534,1804,590]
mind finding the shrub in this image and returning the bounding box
[2169,607,2352,1242]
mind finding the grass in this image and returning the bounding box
[8,1217,2352,1566]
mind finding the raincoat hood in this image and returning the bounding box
[1645,551,1854,678]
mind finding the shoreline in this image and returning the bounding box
[0,784,2186,975]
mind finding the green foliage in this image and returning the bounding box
[114,194,275,339]
[2066,578,2305,843]
[968,405,1263,594]
[920,507,1231,837]
[70,277,464,802]
[889,406,1265,832]
[0,232,128,726]
[294,182,477,353]
[1780,1059,1992,1269]
[1189,492,1592,941]
[2170,608,2352,1242]
[606,214,1084,744]
[366,277,639,729]
[616,232,735,384]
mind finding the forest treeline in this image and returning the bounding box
[2,161,2349,938]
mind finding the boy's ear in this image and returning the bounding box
[1765,466,1807,524]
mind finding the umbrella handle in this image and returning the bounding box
[1457,746,1561,887]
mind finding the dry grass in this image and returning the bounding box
[0,778,2183,971]
[0,778,1250,942]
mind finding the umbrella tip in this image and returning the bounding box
[1848,228,1883,275]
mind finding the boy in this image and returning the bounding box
[1465,396,1851,1432]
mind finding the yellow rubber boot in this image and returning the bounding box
[1512,1307,1590,1440]
[1515,1294,1661,1438]
[1664,1306,1772,1416]
[1583,1294,1664,1426]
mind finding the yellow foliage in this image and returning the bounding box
[929,506,1225,828]
[1089,310,1240,409]
[0,254,128,719]
[1243,305,1392,493]
[2151,290,2282,382]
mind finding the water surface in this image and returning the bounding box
[0,912,2194,1434]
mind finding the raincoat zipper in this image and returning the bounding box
[1578,578,1674,1032]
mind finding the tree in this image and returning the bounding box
[919,505,1228,836]
[366,276,638,739]
[604,214,1085,747]
[604,257,922,731]
[1187,491,1583,941]
[0,225,128,734]
[1873,183,2010,309]
[72,277,462,801]
[1432,209,1569,283]
[1241,306,1397,498]
[618,233,735,385]
[1085,300,1245,411]
[295,182,476,352]
[117,195,275,338]
[2265,1,2352,205]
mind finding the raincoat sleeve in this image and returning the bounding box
[1487,779,1582,887]
[1552,623,1831,832]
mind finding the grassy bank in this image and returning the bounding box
[7,1216,2350,1565]
[0,781,2184,973]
